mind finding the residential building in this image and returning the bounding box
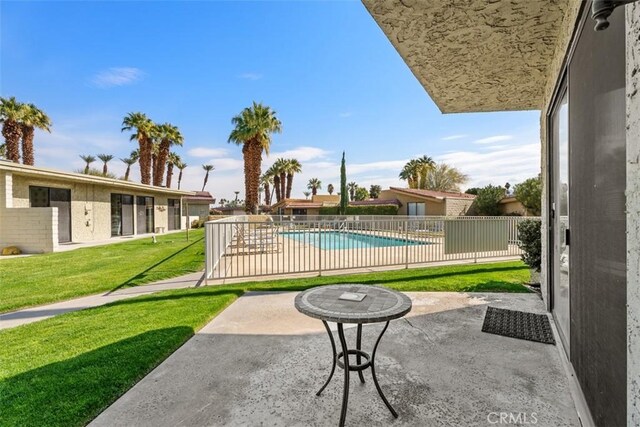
[182,191,215,228]
[271,194,340,216]
[379,187,475,216]
[498,196,533,216]
[0,161,192,253]
[363,1,638,424]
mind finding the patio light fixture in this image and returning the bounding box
[592,0,639,31]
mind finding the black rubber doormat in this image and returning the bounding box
[481,307,556,345]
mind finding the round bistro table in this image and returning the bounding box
[294,284,412,427]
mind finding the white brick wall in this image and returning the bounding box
[0,207,58,253]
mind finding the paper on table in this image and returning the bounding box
[339,292,367,302]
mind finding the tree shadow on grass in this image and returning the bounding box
[108,237,204,294]
[0,327,195,427]
[104,288,245,309]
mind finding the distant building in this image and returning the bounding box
[379,187,475,216]
[182,191,215,227]
[0,161,192,253]
[498,196,533,216]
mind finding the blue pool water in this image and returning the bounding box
[280,231,424,250]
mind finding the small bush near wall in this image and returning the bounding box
[517,219,542,272]
[319,205,398,215]
[191,219,205,229]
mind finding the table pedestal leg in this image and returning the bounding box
[356,324,366,384]
[370,321,398,418]
[316,320,337,396]
[337,323,350,427]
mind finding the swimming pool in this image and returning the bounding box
[280,231,425,250]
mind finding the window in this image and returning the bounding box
[167,199,181,231]
[111,194,134,236]
[29,186,72,243]
[136,196,154,234]
[407,202,425,216]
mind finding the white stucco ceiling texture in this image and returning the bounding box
[362,0,569,113]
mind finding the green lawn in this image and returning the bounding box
[0,260,529,427]
[0,229,205,313]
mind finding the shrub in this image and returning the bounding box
[474,185,505,216]
[517,219,542,272]
[514,175,542,216]
[190,219,205,229]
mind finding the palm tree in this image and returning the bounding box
[285,158,302,199]
[154,123,183,187]
[79,155,96,174]
[399,159,420,188]
[176,160,187,190]
[272,158,288,202]
[347,182,358,201]
[416,155,435,188]
[165,152,181,188]
[423,163,469,192]
[202,164,214,191]
[303,191,311,199]
[0,97,25,163]
[0,143,6,158]
[307,178,322,196]
[121,155,137,181]
[20,103,51,166]
[97,154,114,176]
[266,163,281,202]
[260,172,274,206]
[122,112,154,185]
[327,183,334,195]
[228,102,282,214]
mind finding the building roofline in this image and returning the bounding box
[387,187,475,201]
[0,161,194,196]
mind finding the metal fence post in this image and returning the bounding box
[405,220,409,269]
[318,221,322,276]
[474,218,478,263]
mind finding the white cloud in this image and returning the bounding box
[473,135,514,144]
[339,112,353,118]
[238,72,262,81]
[266,146,330,163]
[91,67,144,88]
[187,147,228,158]
[437,143,541,188]
[348,159,408,175]
[441,134,468,141]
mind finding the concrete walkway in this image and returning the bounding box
[90,291,580,427]
[0,271,205,330]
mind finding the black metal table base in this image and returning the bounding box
[316,320,397,426]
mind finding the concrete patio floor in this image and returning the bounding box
[90,291,580,427]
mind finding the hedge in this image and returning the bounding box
[319,205,398,215]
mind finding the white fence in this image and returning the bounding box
[204,215,538,281]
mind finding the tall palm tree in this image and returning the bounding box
[327,184,335,195]
[347,182,358,201]
[0,97,25,163]
[165,152,181,188]
[97,154,114,176]
[273,158,288,201]
[228,102,282,214]
[79,155,96,174]
[176,160,187,190]
[285,158,302,199]
[202,164,214,191]
[121,155,137,181]
[266,163,282,202]
[303,191,311,199]
[19,103,51,166]
[122,112,154,185]
[416,155,435,189]
[154,123,183,187]
[307,178,322,196]
[260,172,274,206]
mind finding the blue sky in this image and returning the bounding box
[1,0,540,200]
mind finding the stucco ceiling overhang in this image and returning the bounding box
[361,0,569,113]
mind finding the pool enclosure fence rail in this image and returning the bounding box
[204,215,537,280]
